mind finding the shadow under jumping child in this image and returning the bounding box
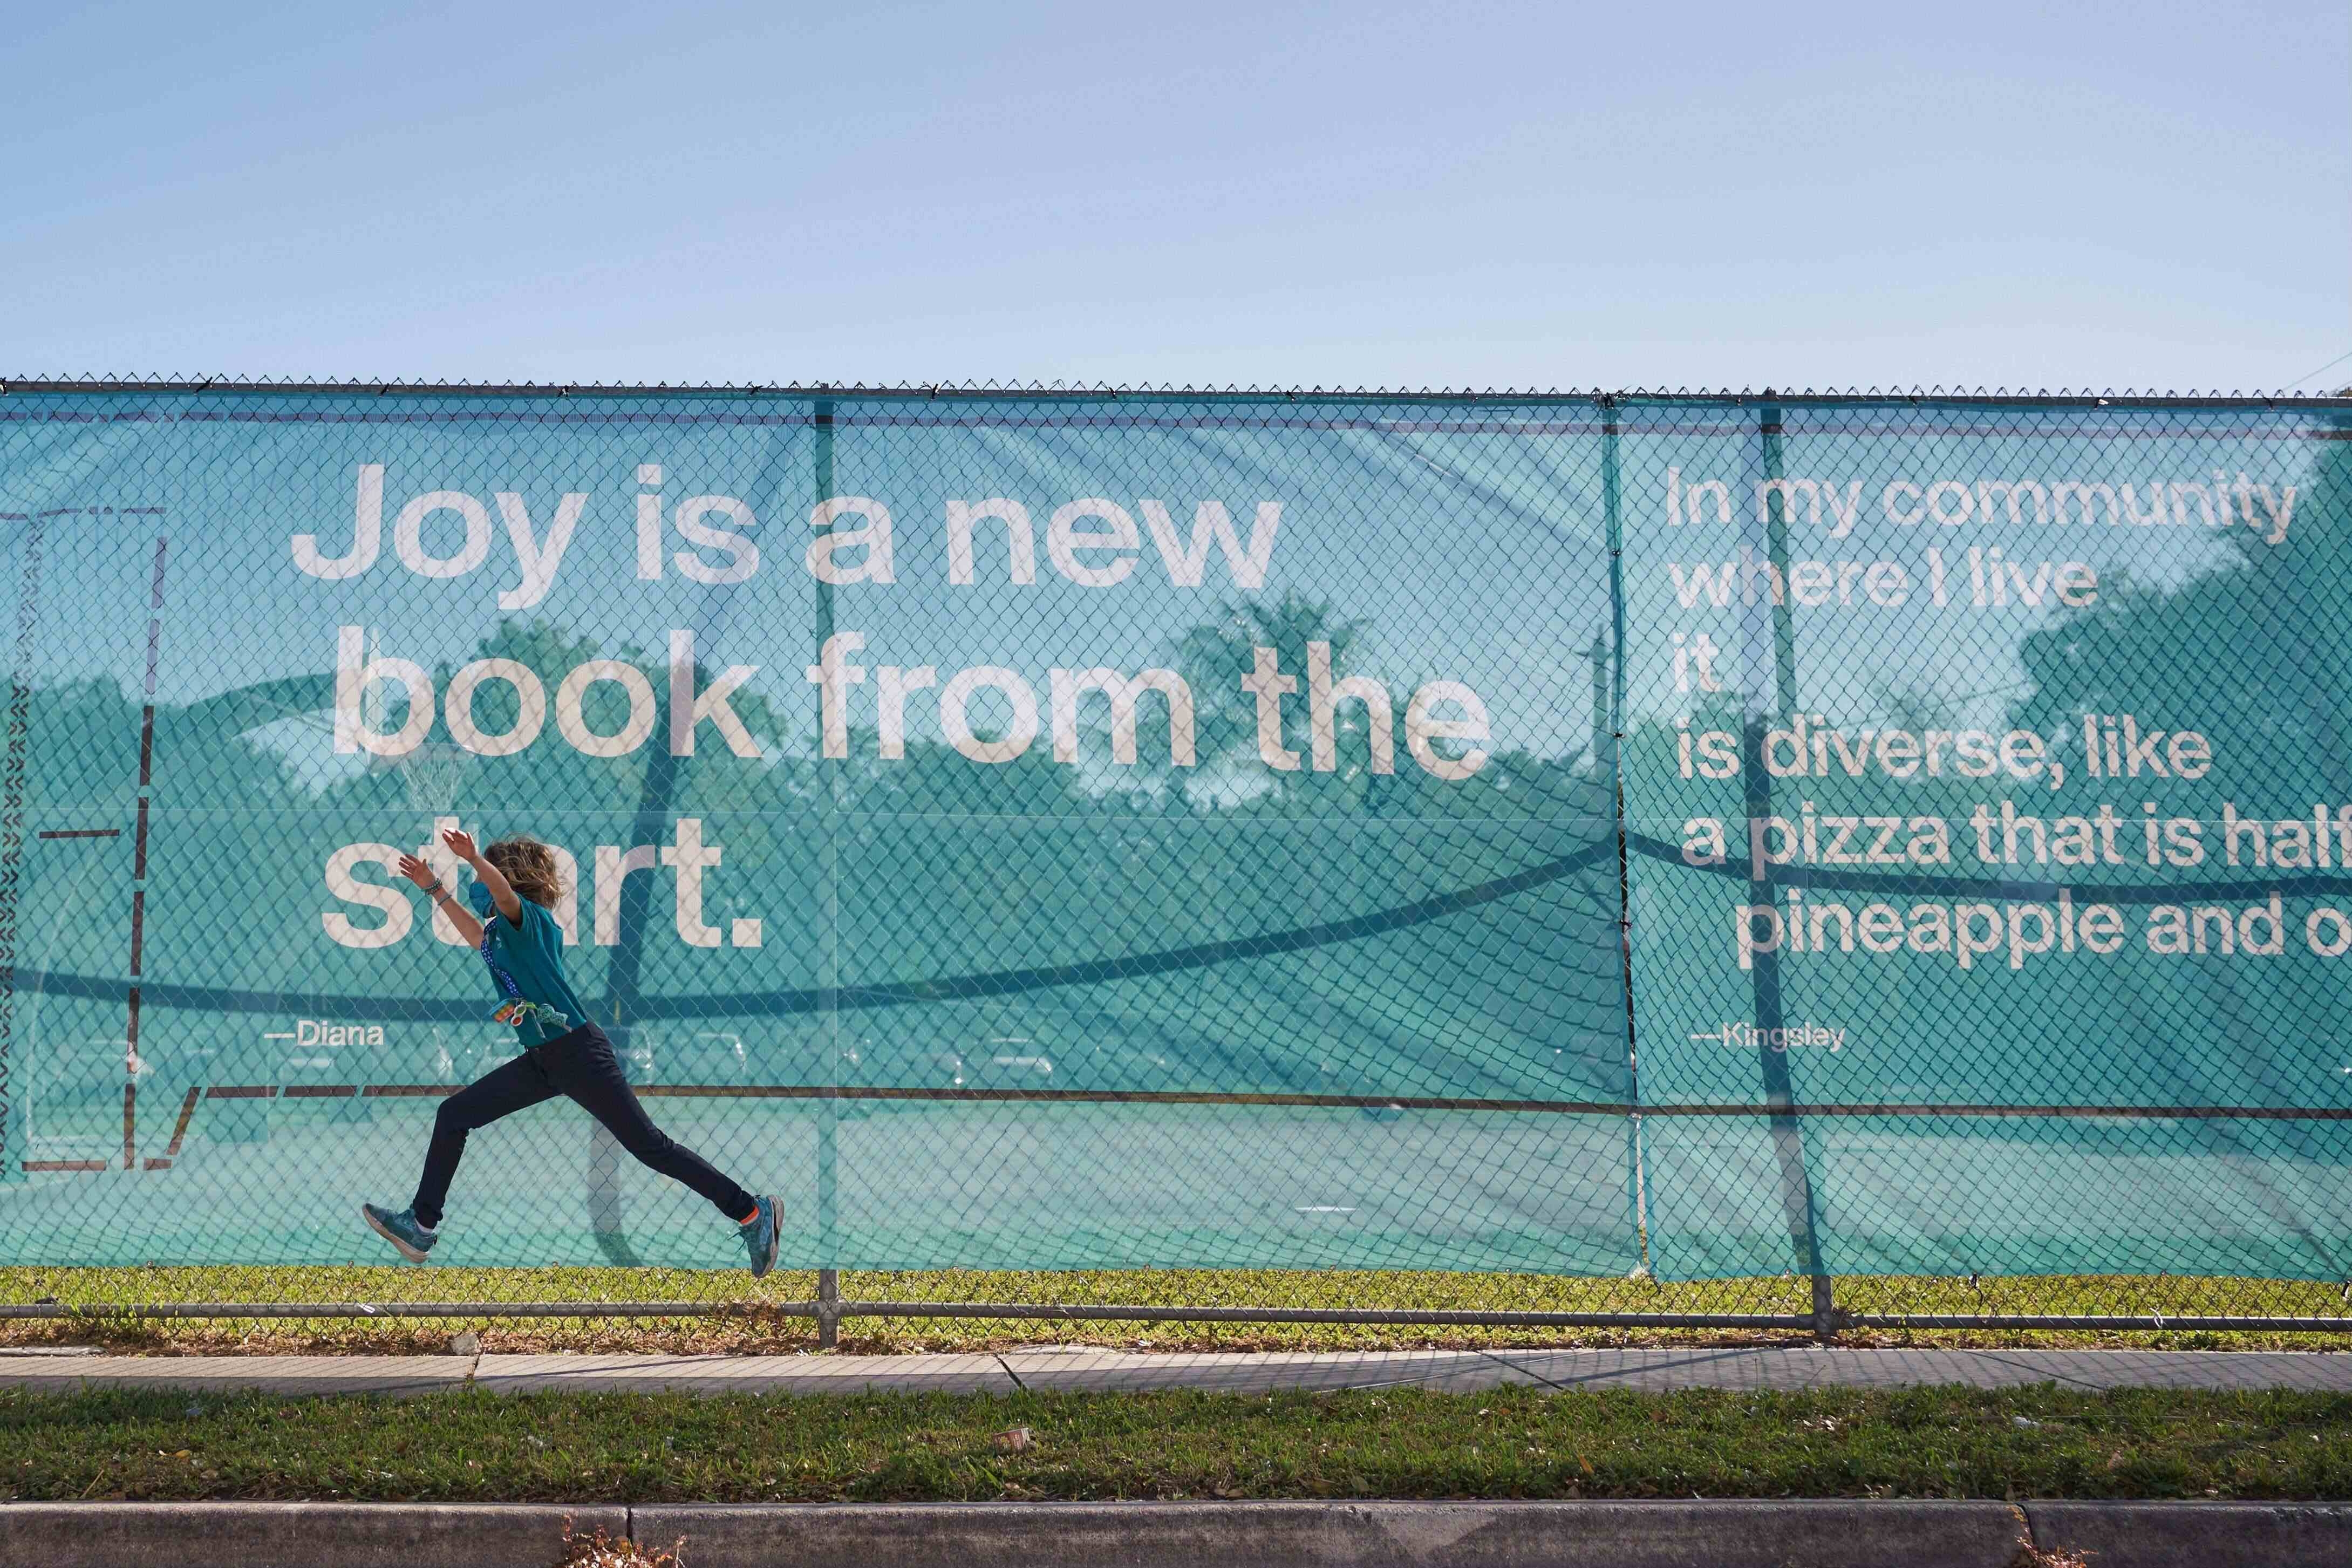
[362,828,781,1276]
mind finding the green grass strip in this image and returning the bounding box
[1,1385,2346,1503]
[4,1266,2346,1355]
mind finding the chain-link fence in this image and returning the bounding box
[0,381,2346,1345]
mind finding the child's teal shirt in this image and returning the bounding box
[467,882,591,1048]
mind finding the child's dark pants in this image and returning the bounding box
[410,1022,753,1228]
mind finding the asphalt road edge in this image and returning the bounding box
[0,1498,2347,1567]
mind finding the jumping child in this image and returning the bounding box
[362,828,781,1276]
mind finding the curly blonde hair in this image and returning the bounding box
[484,835,565,909]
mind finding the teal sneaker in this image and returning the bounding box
[738,1195,781,1279]
[362,1202,438,1263]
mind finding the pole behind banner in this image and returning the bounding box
[1600,405,1646,1270]
[1741,397,1835,1338]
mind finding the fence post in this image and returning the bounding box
[0,511,46,1186]
[815,1267,840,1349]
[584,1122,640,1267]
[1743,395,1837,1341]
[812,397,842,1342]
[1599,399,1649,1271]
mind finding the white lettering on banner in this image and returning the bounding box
[630,470,776,585]
[1664,469,2297,545]
[1664,468,1733,527]
[342,629,751,762]
[593,845,659,946]
[294,463,1296,595]
[493,490,585,610]
[1046,500,1140,588]
[1405,683,1491,782]
[1670,632,1730,693]
[292,1019,387,1048]
[292,464,383,578]
[1307,640,1393,775]
[940,666,1040,764]
[1754,478,1867,540]
[324,820,740,952]
[937,497,1284,587]
[946,500,1037,585]
[334,627,1494,777]
[877,664,938,760]
[554,660,658,758]
[1242,648,1302,772]
[1743,811,1955,878]
[804,633,867,760]
[1051,668,1195,767]
[321,843,412,948]
[1136,500,1284,588]
[1237,644,1484,781]
[334,627,433,756]
[806,497,895,584]
[443,658,546,756]
[672,494,760,584]
[391,491,493,580]
[1669,715,2231,795]
[294,465,584,603]
[1687,1021,1845,1053]
[1661,551,2090,611]
[668,631,761,759]
[660,817,728,949]
[1733,893,2130,973]
[635,465,665,579]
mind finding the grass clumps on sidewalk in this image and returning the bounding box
[0,1383,2345,1504]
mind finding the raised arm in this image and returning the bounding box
[444,827,523,925]
[398,848,484,946]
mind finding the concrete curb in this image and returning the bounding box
[632,1499,2030,1567]
[2,1498,2343,1567]
[2027,1501,2352,1567]
[0,1501,624,1567]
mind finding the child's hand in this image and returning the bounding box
[397,853,439,890]
[440,827,481,865]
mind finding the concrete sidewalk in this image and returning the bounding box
[0,1345,2342,1397]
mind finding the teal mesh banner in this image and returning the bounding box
[1619,401,2352,1284]
[1,388,2344,1282]
[0,390,1627,1271]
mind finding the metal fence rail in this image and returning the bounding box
[4,1289,2349,1342]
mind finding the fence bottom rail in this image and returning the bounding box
[0,1300,2347,1334]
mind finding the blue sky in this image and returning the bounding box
[5,1,2345,392]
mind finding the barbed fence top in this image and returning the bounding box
[3,377,2348,408]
